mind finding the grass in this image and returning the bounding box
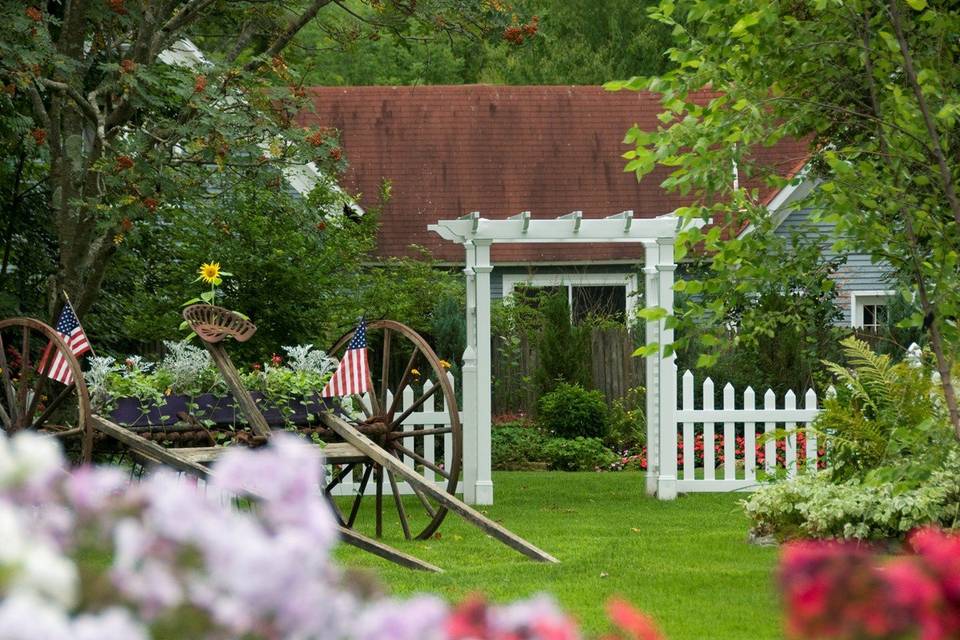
[334,472,781,639]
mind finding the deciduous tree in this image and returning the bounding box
[610,0,960,433]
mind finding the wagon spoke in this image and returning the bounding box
[389,426,453,439]
[25,341,54,426]
[392,442,450,479]
[0,335,18,424]
[390,383,441,430]
[379,329,391,412]
[326,494,347,527]
[324,463,356,494]
[408,480,437,519]
[14,327,32,426]
[32,384,74,431]
[387,469,411,540]
[386,347,420,419]
[347,463,374,528]
[374,464,383,538]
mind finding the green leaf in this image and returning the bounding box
[632,343,660,357]
[696,353,719,368]
[637,307,668,321]
[906,0,927,10]
[730,12,761,37]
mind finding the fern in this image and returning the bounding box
[816,338,950,482]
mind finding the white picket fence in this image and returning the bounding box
[327,372,463,496]
[673,370,827,492]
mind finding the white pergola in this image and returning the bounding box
[429,211,691,504]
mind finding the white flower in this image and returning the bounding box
[72,608,148,640]
[0,593,71,639]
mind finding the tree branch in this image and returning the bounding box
[157,0,218,42]
[862,6,960,435]
[243,0,335,72]
[887,0,960,229]
[41,79,100,124]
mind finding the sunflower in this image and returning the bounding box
[198,262,221,284]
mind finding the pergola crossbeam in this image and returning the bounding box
[606,209,634,232]
[508,210,531,233]
[557,210,583,233]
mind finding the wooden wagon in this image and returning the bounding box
[0,307,556,572]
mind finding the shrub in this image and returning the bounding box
[533,291,590,394]
[742,450,960,541]
[544,437,617,471]
[605,387,646,450]
[491,421,550,470]
[537,382,608,439]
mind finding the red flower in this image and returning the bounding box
[251,363,261,372]
[271,354,283,366]
[328,147,342,161]
[194,75,207,93]
[120,59,136,74]
[607,599,664,640]
[31,128,46,145]
[142,197,158,212]
[107,0,128,14]
[503,26,524,44]
[446,596,488,639]
[315,221,327,232]
[120,217,133,232]
[25,6,42,22]
[115,155,134,171]
[523,16,539,37]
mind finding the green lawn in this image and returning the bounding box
[335,472,782,639]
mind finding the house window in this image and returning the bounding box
[851,291,895,331]
[502,273,638,323]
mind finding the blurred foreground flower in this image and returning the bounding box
[0,431,662,639]
[780,530,960,640]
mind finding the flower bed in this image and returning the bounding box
[86,341,337,428]
[606,432,827,473]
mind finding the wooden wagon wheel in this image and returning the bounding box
[326,320,462,541]
[0,317,92,462]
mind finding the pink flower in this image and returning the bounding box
[607,599,663,640]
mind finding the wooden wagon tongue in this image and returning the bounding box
[89,304,559,571]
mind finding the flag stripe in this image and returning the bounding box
[46,304,91,386]
[321,319,369,398]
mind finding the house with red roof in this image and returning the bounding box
[298,86,892,327]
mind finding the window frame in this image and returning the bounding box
[501,272,639,321]
[850,290,895,329]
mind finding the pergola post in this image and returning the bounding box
[642,241,660,497]
[473,239,494,504]
[461,241,479,504]
[656,238,678,500]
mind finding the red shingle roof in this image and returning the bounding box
[297,85,808,264]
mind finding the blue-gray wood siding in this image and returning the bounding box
[773,208,894,325]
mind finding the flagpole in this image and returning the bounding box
[61,289,97,358]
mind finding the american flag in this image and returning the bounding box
[321,319,369,397]
[42,303,91,385]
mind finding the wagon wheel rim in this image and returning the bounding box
[326,320,462,540]
[0,317,92,463]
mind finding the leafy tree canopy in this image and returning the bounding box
[0,0,506,352]
[609,0,960,432]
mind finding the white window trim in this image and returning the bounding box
[850,290,896,328]
[501,272,639,320]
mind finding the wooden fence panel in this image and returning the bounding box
[492,326,643,415]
